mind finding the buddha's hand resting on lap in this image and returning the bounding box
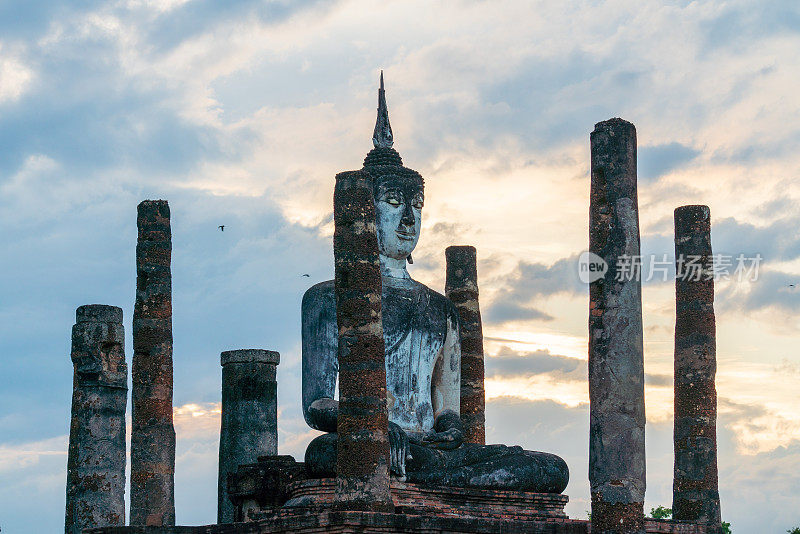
[388,421,410,480]
[421,428,463,450]
[422,410,464,450]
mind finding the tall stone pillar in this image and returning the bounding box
[131,199,176,526]
[672,205,721,530]
[332,170,393,512]
[445,245,486,445]
[588,118,646,533]
[65,305,127,534]
[218,349,280,523]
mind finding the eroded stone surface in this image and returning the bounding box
[588,118,646,534]
[65,305,127,534]
[672,205,721,531]
[218,349,281,523]
[445,245,486,445]
[332,170,394,512]
[86,510,710,533]
[282,478,568,520]
[306,433,567,493]
[131,199,176,527]
[227,455,308,522]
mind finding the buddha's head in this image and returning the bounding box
[362,72,425,270]
[374,173,424,261]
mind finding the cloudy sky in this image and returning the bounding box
[1,0,799,532]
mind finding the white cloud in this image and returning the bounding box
[174,402,221,440]
[0,45,34,103]
[0,435,67,473]
[124,0,195,13]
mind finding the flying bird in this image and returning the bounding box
[218,225,225,232]
[302,274,310,277]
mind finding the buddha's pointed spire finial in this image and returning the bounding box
[372,71,393,149]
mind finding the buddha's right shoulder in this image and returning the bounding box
[302,280,335,311]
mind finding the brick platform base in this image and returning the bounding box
[87,511,709,534]
[280,477,568,521]
[88,454,708,534]
[88,508,586,533]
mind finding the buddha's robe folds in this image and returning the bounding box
[301,278,569,494]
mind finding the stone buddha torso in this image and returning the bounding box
[302,275,460,440]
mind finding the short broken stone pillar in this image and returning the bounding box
[588,118,646,534]
[65,305,127,534]
[218,349,280,524]
[332,170,393,512]
[445,245,486,445]
[131,199,176,527]
[673,205,721,529]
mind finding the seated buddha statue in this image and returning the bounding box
[300,75,568,494]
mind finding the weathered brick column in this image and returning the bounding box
[131,199,176,526]
[445,245,485,445]
[218,349,280,523]
[673,205,721,530]
[332,170,393,512]
[65,305,127,534]
[588,118,646,534]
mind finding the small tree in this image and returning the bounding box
[786,527,800,534]
[649,506,672,520]
[721,521,732,533]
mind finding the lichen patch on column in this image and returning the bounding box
[332,170,393,512]
[65,304,127,534]
[673,205,721,530]
[218,349,280,523]
[130,199,176,527]
[445,245,485,445]
[588,118,646,534]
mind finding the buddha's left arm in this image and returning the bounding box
[426,312,464,449]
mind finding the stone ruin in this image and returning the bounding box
[63,76,723,534]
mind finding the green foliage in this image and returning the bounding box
[786,527,800,534]
[620,504,737,533]
[649,505,672,520]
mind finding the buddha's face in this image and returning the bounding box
[374,174,424,261]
